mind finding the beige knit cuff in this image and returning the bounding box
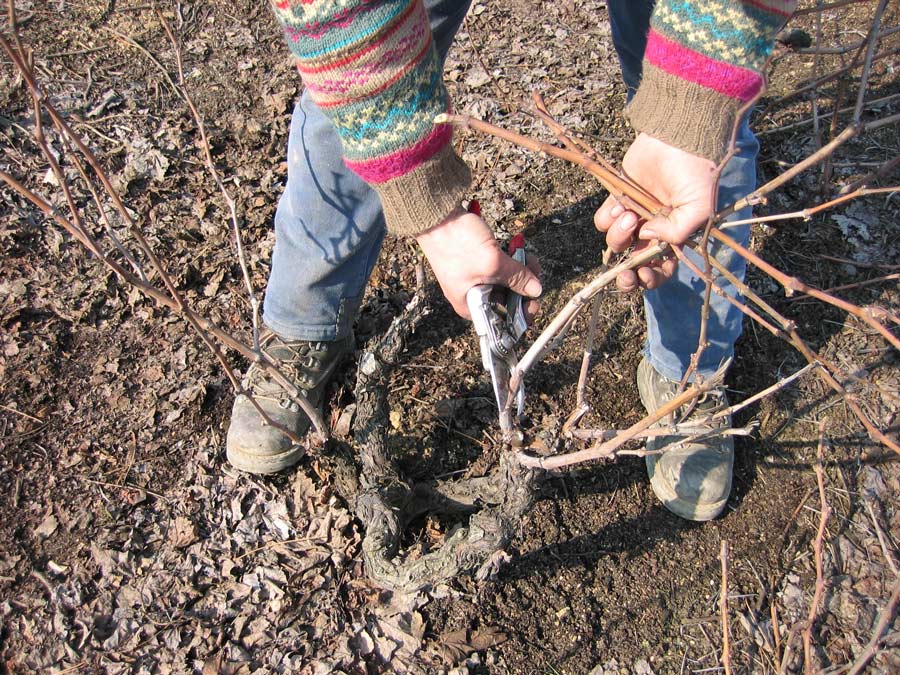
[374,144,472,237]
[625,62,742,164]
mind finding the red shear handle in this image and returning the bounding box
[508,233,525,256]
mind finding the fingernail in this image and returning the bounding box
[610,203,624,218]
[638,228,658,240]
[524,278,543,298]
[618,213,636,231]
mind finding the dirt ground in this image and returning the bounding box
[1,1,899,673]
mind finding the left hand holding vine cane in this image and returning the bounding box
[594,133,719,292]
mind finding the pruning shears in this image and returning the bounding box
[465,201,529,445]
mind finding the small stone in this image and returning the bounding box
[35,514,58,540]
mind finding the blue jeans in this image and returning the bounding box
[264,0,755,381]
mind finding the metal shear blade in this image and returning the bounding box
[466,273,527,437]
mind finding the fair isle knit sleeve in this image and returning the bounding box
[625,0,797,163]
[271,0,471,237]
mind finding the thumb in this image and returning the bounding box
[637,204,709,245]
[496,255,543,298]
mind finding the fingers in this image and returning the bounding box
[525,253,542,280]
[479,252,543,324]
[606,210,640,253]
[596,197,642,254]
[616,266,665,292]
[450,294,472,320]
[615,251,678,292]
[445,254,542,322]
[523,254,542,322]
[594,195,623,232]
[615,269,639,292]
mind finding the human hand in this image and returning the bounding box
[594,133,718,292]
[415,208,542,320]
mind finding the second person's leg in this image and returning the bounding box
[607,0,756,520]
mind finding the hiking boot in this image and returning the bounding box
[637,358,734,521]
[226,331,353,474]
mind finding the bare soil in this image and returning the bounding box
[1,1,899,674]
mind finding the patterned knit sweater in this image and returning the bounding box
[626,0,797,161]
[271,1,796,236]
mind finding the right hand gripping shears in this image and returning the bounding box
[466,231,529,445]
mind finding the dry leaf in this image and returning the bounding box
[436,626,507,665]
[169,516,199,548]
[332,404,355,437]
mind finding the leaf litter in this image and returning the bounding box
[1,0,899,673]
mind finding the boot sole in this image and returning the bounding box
[226,442,307,475]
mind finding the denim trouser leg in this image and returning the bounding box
[263,0,473,342]
[608,0,756,381]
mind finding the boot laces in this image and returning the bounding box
[245,334,338,401]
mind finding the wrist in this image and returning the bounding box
[626,65,741,163]
[415,205,469,246]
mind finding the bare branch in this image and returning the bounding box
[518,361,731,470]
[853,0,890,126]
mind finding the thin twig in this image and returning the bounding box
[718,186,900,230]
[840,155,900,194]
[518,360,730,470]
[156,10,263,350]
[795,24,900,54]
[793,0,876,16]
[569,424,755,442]
[73,476,169,501]
[0,403,45,424]
[844,577,900,675]
[713,363,819,421]
[724,126,859,215]
[863,499,899,576]
[771,44,900,108]
[102,27,186,103]
[235,536,317,561]
[760,94,899,136]
[720,540,733,675]
[575,295,602,410]
[710,226,900,352]
[793,272,900,298]
[771,586,783,666]
[803,423,831,673]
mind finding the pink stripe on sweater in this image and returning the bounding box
[345,124,452,183]
[645,30,763,101]
[745,0,793,17]
[316,38,431,108]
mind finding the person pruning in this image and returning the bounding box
[226,0,797,521]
